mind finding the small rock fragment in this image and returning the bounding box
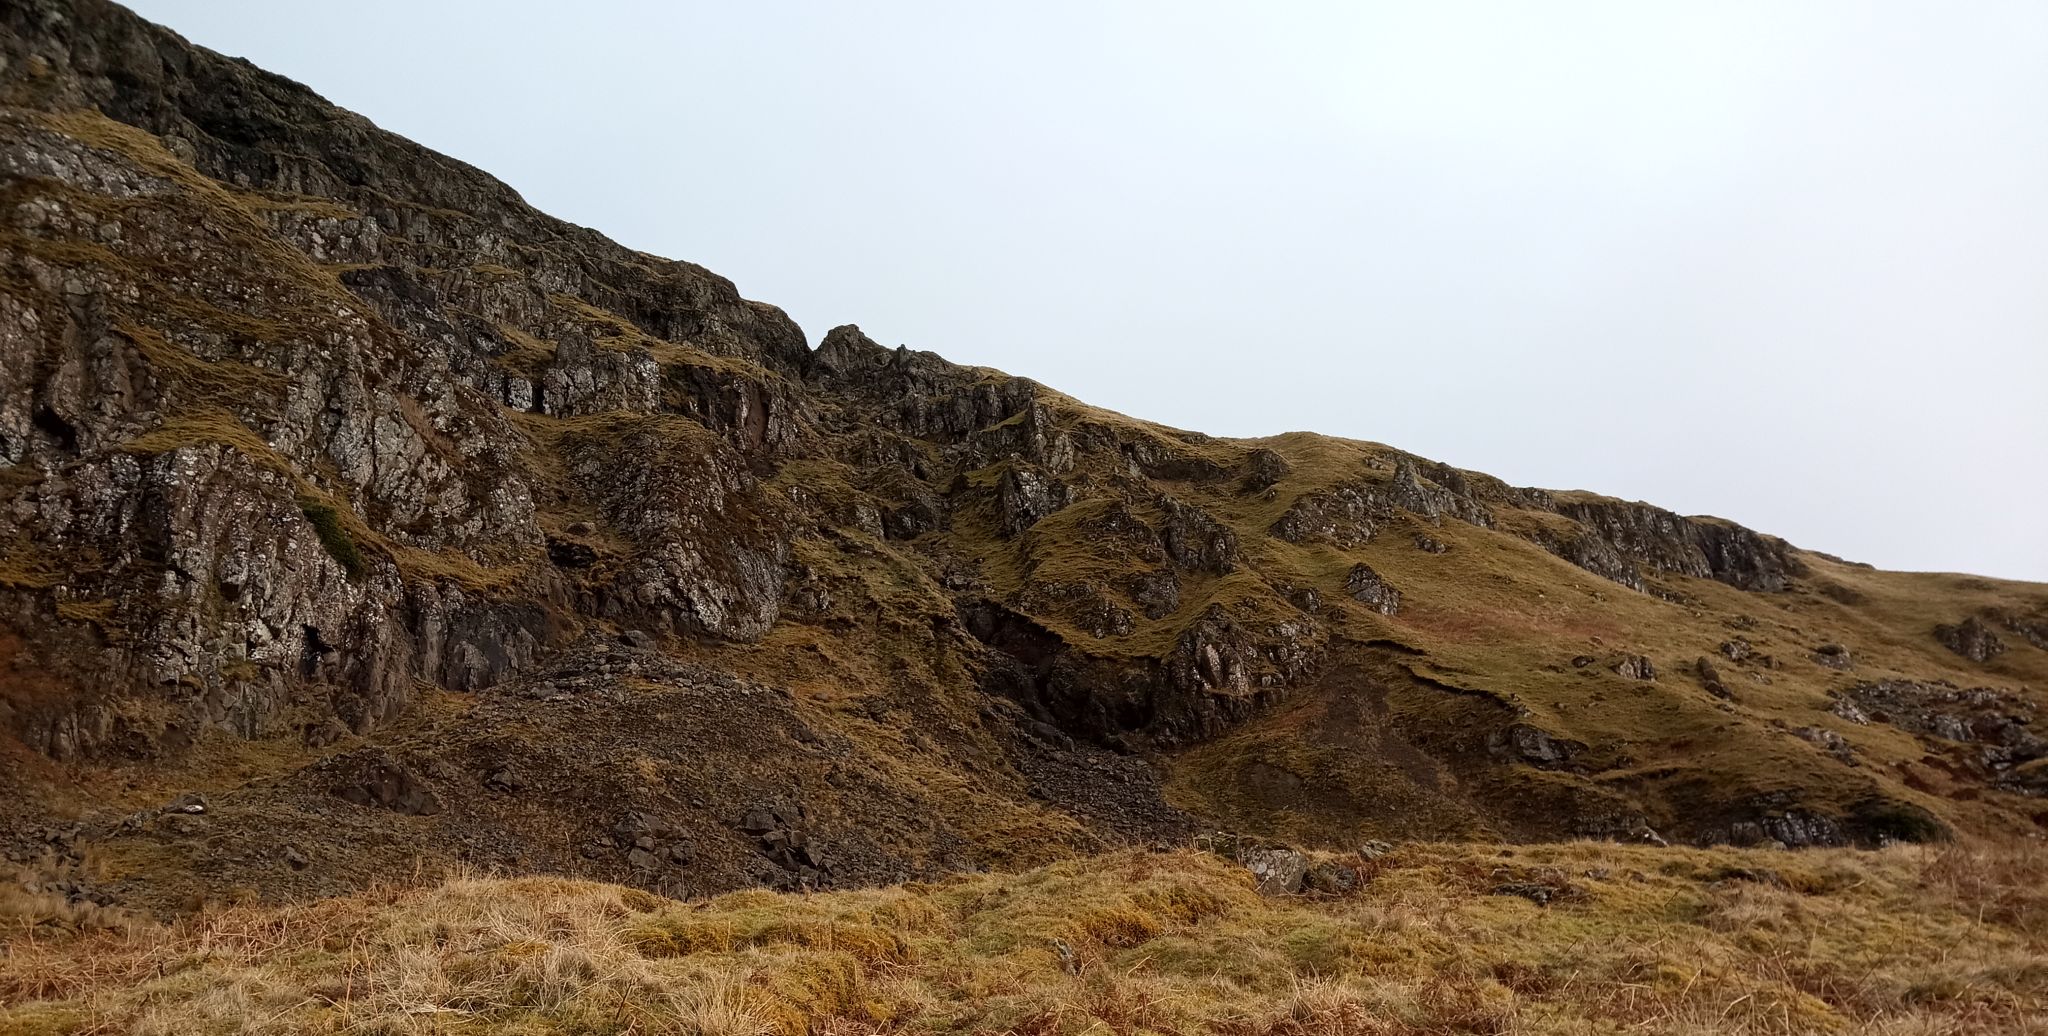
[1243,847,1309,896]
[1612,654,1656,681]
[1694,657,1732,699]
[1812,643,1853,670]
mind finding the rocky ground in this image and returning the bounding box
[2,0,2047,923]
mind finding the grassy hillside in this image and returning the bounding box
[3,6,2048,1033]
[6,839,2045,1035]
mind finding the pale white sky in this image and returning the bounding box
[128,1,2048,580]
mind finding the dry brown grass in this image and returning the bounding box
[3,841,2044,1035]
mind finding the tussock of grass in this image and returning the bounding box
[489,322,559,378]
[4,841,2044,1034]
[115,408,297,477]
[50,599,121,644]
[0,537,60,590]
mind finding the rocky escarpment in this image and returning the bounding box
[3,0,2047,912]
[0,1,812,758]
[1266,458,1802,597]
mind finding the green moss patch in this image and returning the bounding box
[299,499,367,581]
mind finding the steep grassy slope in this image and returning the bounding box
[1,0,2046,930]
[6,841,2046,1034]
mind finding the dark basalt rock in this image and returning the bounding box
[737,803,830,879]
[1844,680,2044,766]
[1694,657,1732,700]
[1759,811,1845,848]
[1533,498,1803,593]
[1343,564,1402,616]
[995,465,1070,537]
[882,493,946,540]
[1242,846,1309,896]
[1269,456,1493,549]
[966,599,1321,749]
[1016,580,1134,639]
[1934,617,2006,663]
[1811,643,1853,670]
[1390,456,1492,526]
[1490,723,1581,770]
[1698,794,1945,849]
[1790,724,1857,766]
[1996,609,2048,651]
[329,750,442,815]
[1154,494,1238,574]
[546,536,599,568]
[1238,448,1290,495]
[1270,485,1382,548]
[1612,655,1656,681]
[1118,570,1181,621]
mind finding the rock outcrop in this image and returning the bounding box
[1343,564,1402,616]
[1934,618,2006,663]
[1532,498,1803,593]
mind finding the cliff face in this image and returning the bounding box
[4,0,2047,911]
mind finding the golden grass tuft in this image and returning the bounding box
[6,842,2044,1034]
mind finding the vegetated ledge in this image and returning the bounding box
[4,839,2044,1035]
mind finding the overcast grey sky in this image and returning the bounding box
[128,1,2048,581]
